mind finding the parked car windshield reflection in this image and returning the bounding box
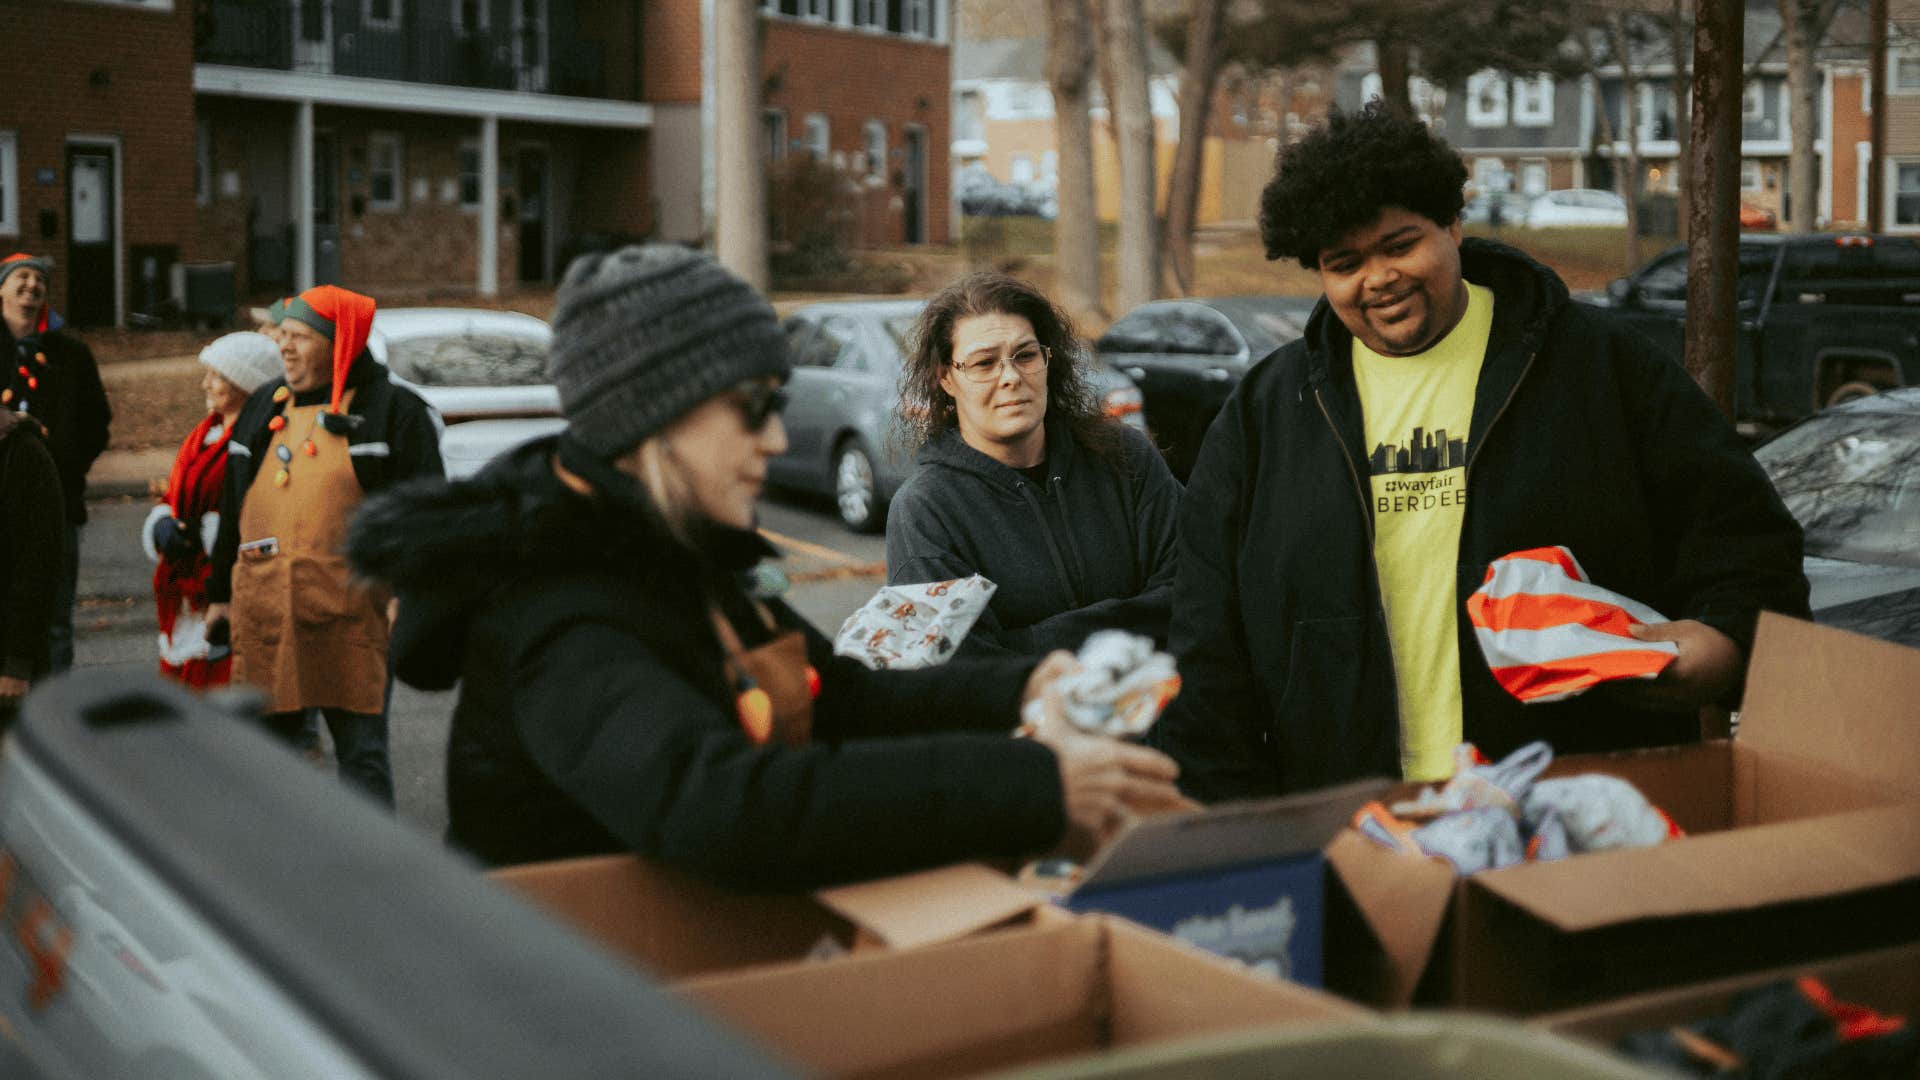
[385,333,549,387]
[1757,396,1920,568]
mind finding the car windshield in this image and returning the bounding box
[883,316,918,360]
[1758,406,1920,567]
[386,332,549,387]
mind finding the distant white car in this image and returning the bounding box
[366,308,560,423]
[439,416,567,481]
[1524,189,1629,228]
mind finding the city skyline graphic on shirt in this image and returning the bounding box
[1369,426,1466,476]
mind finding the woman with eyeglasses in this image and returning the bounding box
[347,247,1189,884]
[889,273,1182,656]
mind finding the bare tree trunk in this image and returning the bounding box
[1610,14,1644,272]
[715,0,767,290]
[1100,0,1160,312]
[1670,0,1692,239]
[1375,36,1412,111]
[1688,0,1744,415]
[1163,0,1227,296]
[1782,0,1817,231]
[1047,0,1104,320]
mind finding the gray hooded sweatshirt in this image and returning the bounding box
[885,417,1181,655]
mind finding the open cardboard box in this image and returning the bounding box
[495,856,1055,980]
[1050,778,1389,987]
[1325,614,1920,1014]
[1539,941,1920,1049]
[678,913,1367,1079]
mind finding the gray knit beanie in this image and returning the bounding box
[546,244,791,458]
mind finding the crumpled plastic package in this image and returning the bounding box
[1022,630,1182,738]
[832,575,997,670]
[1353,740,1683,876]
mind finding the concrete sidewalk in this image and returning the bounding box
[88,447,177,500]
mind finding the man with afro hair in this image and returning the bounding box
[1150,101,1809,799]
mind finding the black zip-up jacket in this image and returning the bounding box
[347,437,1066,886]
[886,419,1181,654]
[0,412,63,680]
[1151,239,1810,801]
[3,328,111,525]
[208,355,442,604]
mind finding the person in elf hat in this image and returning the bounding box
[143,332,285,689]
[347,245,1190,882]
[0,253,113,673]
[207,285,442,806]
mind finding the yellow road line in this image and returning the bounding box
[758,527,866,567]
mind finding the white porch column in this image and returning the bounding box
[294,99,316,292]
[479,114,500,297]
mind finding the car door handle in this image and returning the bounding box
[1124,367,1146,381]
[1202,367,1232,383]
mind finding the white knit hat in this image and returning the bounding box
[199,331,284,395]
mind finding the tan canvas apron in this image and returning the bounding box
[710,604,815,746]
[231,392,389,714]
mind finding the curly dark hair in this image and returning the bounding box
[1258,99,1469,269]
[898,273,1123,466]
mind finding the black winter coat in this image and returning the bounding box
[1152,239,1810,802]
[0,412,63,680]
[348,438,1067,888]
[208,356,442,604]
[2,328,111,525]
[886,418,1181,654]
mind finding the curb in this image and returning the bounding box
[87,478,160,501]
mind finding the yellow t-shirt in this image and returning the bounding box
[1351,282,1494,781]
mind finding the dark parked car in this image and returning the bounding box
[1595,233,1920,434]
[1095,297,1316,480]
[1754,386,1920,649]
[775,300,1146,531]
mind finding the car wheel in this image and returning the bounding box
[834,439,882,533]
[1825,380,1886,408]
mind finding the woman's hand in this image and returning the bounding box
[1021,650,1080,711]
[1037,726,1196,859]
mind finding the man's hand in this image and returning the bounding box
[1038,729,1197,859]
[1604,619,1741,710]
[1021,650,1081,711]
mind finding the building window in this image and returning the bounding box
[1041,149,1058,178]
[1895,161,1920,225]
[1466,70,1508,128]
[1512,75,1552,126]
[195,119,213,207]
[454,0,487,30]
[1743,82,1766,118]
[0,133,16,237]
[863,120,887,175]
[1473,157,1509,193]
[803,0,829,20]
[1896,55,1920,94]
[1010,154,1034,184]
[954,90,984,143]
[459,140,482,207]
[1741,159,1763,192]
[904,0,931,37]
[368,133,403,211]
[364,0,401,28]
[802,114,830,161]
[764,111,788,162]
[852,0,880,25]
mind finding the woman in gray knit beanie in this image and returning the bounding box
[348,244,1190,883]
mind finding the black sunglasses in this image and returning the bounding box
[735,382,790,432]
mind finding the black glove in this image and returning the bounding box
[154,516,200,560]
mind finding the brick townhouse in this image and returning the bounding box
[3,0,199,326]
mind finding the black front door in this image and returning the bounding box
[65,146,117,326]
[517,146,549,283]
[903,127,926,244]
[313,131,340,286]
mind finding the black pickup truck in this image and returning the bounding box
[1596,233,1920,432]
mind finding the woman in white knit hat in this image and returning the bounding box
[142,331,285,687]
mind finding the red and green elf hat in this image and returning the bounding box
[0,254,53,335]
[282,285,376,415]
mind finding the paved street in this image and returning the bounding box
[71,486,886,842]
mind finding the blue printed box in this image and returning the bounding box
[1059,779,1389,988]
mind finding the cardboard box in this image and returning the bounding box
[678,913,1368,1079]
[1054,778,1388,987]
[496,856,1052,980]
[1540,941,1920,1049]
[1325,614,1920,1014]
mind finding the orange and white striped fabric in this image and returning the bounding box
[1465,546,1678,704]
